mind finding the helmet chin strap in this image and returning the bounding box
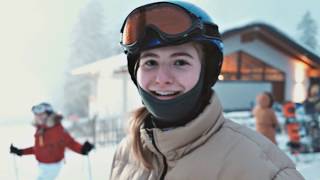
[137,66,208,129]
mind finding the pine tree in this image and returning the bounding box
[63,0,121,117]
[297,11,318,50]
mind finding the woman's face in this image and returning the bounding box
[34,113,48,125]
[137,42,202,100]
[310,84,320,97]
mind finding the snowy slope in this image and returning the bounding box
[1,117,319,179]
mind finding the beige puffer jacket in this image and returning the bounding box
[110,93,304,180]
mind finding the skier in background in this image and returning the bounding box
[10,102,94,180]
[252,92,279,144]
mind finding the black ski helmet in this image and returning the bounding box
[120,1,224,90]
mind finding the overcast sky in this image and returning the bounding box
[0,0,319,122]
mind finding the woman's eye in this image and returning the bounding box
[143,60,158,68]
[174,60,190,66]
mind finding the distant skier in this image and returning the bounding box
[252,92,279,144]
[10,102,94,180]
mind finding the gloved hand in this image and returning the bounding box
[81,141,94,155]
[10,144,23,156]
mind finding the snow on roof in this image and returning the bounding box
[222,22,320,67]
[71,53,127,75]
[222,20,320,56]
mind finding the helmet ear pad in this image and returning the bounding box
[199,42,223,92]
[127,53,140,86]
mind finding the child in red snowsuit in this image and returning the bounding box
[10,102,94,180]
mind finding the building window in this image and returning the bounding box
[221,51,285,82]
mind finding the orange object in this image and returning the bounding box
[283,102,296,118]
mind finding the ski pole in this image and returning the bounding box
[12,154,19,180]
[86,155,93,180]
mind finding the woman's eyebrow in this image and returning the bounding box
[140,52,159,59]
[170,52,193,59]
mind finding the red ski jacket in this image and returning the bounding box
[21,123,83,163]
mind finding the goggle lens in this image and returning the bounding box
[122,4,193,45]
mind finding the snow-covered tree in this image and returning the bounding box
[297,11,318,50]
[63,0,121,117]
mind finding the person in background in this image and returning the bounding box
[10,102,94,180]
[252,92,279,144]
[304,83,320,152]
[110,1,304,179]
[304,83,320,115]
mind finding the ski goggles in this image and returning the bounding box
[120,2,221,52]
[32,103,53,115]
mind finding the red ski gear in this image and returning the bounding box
[21,123,83,163]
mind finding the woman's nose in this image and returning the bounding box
[155,66,174,85]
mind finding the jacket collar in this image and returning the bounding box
[141,91,225,160]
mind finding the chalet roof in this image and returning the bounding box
[222,22,320,68]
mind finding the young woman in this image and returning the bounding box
[10,102,94,180]
[110,1,304,180]
[252,92,279,144]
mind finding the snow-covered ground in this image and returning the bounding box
[1,112,320,179]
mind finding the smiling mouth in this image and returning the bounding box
[150,91,181,99]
